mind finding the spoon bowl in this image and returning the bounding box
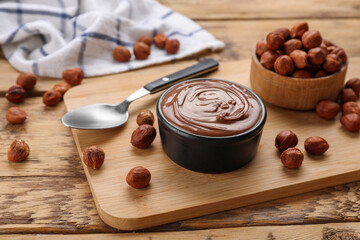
[62,104,128,129]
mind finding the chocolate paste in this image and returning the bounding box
[161,79,262,137]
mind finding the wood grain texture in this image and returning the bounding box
[2,222,360,239]
[2,178,360,234]
[159,0,360,19]
[63,60,360,230]
[1,60,360,234]
[0,98,83,177]
[1,1,360,234]
[1,20,360,92]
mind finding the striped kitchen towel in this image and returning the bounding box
[0,0,225,78]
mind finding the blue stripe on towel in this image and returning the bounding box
[5,24,25,43]
[78,37,87,75]
[58,0,66,34]
[161,10,174,19]
[168,28,204,38]
[116,18,121,45]
[32,60,39,75]
[72,16,87,39]
[81,32,133,46]
[0,7,72,19]
[14,0,23,25]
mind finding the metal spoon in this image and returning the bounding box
[62,59,219,129]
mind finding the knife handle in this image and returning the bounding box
[143,59,219,94]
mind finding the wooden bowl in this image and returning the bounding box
[250,49,348,110]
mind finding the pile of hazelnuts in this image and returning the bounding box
[81,109,156,189]
[5,68,84,125]
[275,130,329,169]
[256,22,347,78]
[5,68,84,163]
[113,33,180,62]
[316,77,360,132]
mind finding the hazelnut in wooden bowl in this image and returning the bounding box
[157,78,267,173]
[250,22,348,110]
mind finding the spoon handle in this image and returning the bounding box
[143,59,219,94]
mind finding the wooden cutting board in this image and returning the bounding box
[63,59,360,230]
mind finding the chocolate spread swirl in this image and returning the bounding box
[161,79,262,137]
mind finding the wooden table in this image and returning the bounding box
[1,1,360,239]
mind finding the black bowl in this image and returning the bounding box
[156,78,267,173]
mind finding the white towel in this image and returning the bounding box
[0,0,225,78]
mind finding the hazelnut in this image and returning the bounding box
[260,50,279,69]
[256,39,268,57]
[314,70,328,78]
[290,22,309,38]
[292,69,312,78]
[342,101,360,116]
[289,50,307,69]
[5,85,26,104]
[315,100,340,120]
[137,35,152,46]
[308,47,327,65]
[345,78,360,96]
[131,124,156,149]
[83,146,105,169]
[62,67,84,86]
[266,32,285,50]
[6,107,27,124]
[319,45,329,55]
[283,39,302,55]
[136,110,154,126]
[126,166,151,189]
[153,33,168,49]
[165,39,180,54]
[43,89,62,106]
[52,82,71,97]
[307,63,322,73]
[321,39,333,47]
[280,147,304,169]
[302,30,322,49]
[340,113,360,132]
[8,139,30,162]
[16,72,37,91]
[133,42,151,60]
[304,136,329,155]
[323,54,342,73]
[327,46,336,53]
[340,88,357,103]
[113,45,131,62]
[274,28,290,40]
[274,55,294,76]
[275,130,298,152]
[331,47,347,64]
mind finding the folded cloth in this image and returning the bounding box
[0,0,225,78]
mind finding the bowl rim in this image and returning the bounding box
[252,47,348,82]
[156,78,267,140]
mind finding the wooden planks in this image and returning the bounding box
[2,20,360,92]
[1,59,360,233]
[63,60,360,230]
[160,0,360,19]
[2,0,360,235]
[1,177,360,233]
[2,222,360,239]
[0,98,83,177]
